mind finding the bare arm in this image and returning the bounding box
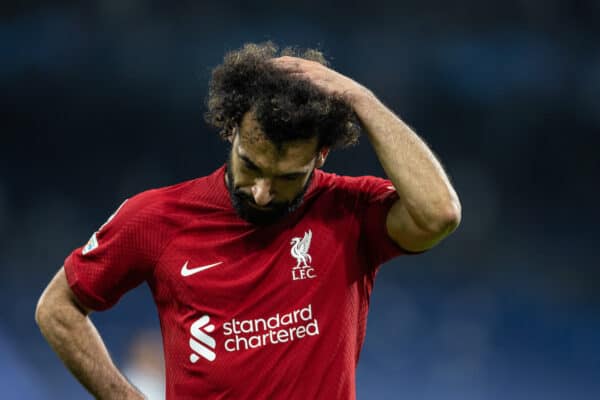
[35,267,145,400]
[272,57,462,252]
[351,93,461,252]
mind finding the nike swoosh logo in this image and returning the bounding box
[181,261,223,277]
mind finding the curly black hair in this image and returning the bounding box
[205,42,361,150]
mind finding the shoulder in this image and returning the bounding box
[312,169,395,202]
[108,172,221,234]
[122,178,198,216]
[122,165,227,217]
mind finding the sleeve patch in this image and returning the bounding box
[80,199,128,256]
[82,232,98,255]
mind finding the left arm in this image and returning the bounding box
[351,92,461,252]
[273,57,461,252]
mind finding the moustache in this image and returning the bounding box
[233,190,286,210]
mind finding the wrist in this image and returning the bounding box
[347,87,377,109]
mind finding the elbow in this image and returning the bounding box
[426,197,462,236]
[443,198,462,233]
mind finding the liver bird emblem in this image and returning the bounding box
[290,230,312,269]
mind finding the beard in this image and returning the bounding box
[225,157,313,226]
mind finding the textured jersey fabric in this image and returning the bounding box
[64,165,413,399]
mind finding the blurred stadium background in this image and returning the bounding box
[1,1,599,399]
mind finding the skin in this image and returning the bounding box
[271,56,462,251]
[35,269,144,400]
[227,111,328,208]
[35,55,461,399]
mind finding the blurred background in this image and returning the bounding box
[2,0,599,399]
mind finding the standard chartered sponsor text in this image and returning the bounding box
[223,304,319,352]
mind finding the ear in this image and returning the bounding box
[315,148,329,168]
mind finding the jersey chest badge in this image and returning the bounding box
[290,229,316,281]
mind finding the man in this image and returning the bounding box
[36,42,461,399]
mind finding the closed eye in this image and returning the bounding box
[238,153,305,181]
[279,173,304,181]
[242,159,260,171]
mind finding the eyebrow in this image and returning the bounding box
[237,151,308,178]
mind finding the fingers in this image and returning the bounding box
[269,57,340,97]
[270,59,301,73]
[270,56,318,73]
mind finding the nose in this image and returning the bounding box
[251,178,274,206]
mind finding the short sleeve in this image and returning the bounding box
[348,175,422,269]
[64,191,167,311]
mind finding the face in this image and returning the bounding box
[225,112,327,226]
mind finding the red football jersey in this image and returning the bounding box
[64,165,413,399]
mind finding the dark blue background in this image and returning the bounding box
[1,1,599,398]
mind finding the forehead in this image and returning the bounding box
[236,112,318,172]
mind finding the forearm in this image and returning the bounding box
[270,55,460,232]
[36,271,144,400]
[352,91,461,231]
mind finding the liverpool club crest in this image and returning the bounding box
[290,230,316,280]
